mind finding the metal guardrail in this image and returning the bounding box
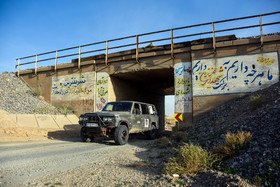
[15,11,280,76]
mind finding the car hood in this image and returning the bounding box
[84,111,130,116]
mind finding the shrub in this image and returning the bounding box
[249,94,266,110]
[171,131,188,143]
[156,136,171,148]
[128,161,148,168]
[172,124,189,132]
[33,107,56,114]
[164,144,219,175]
[55,105,74,115]
[214,131,252,158]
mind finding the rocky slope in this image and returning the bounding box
[0,72,59,114]
[186,82,280,186]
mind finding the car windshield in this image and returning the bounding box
[102,102,132,112]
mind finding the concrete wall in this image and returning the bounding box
[189,35,280,118]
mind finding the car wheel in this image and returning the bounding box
[146,125,157,140]
[80,127,89,142]
[114,125,129,145]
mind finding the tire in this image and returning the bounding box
[146,125,157,140]
[80,127,89,142]
[89,137,95,142]
[114,125,129,145]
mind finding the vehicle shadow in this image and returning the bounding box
[47,124,81,142]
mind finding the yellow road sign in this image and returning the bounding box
[174,113,183,122]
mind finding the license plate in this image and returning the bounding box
[86,123,98,127]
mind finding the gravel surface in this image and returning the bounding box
[0,72,60,114]
[0,136,253,187]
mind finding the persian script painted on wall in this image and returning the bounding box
[174,62,192,113]
[96,72,109,111]
[192,52,279,96]
[51,72,94,101]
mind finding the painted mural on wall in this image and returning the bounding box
[51,72,95,101]
[96,72,109,111]
[192,52,279,96]
[174,62,192,113]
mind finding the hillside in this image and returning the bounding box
[186,82,280,185]
[0,72,77,142]
[0,72,59,114]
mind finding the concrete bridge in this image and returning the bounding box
[16,12,280,131]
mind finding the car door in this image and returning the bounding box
[140,104,151,130]
[131,103,143,130]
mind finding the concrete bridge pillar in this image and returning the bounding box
[174,62,193,128]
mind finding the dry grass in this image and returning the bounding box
[156,136,171,149]
[128,161,148,168]
[214,131,252,158]
[171,131,188,143]
[249,94,266,110]
[164,144,219,175]
[172,124,189,133]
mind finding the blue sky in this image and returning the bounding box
[0,0,279,116]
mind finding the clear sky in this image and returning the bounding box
[0,0,279,116]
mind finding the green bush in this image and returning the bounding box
[164,144,218,175]
[249,94,266,110]
[214,131,252,158]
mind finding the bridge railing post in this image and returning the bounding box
[55,51,58,72]
[171,29,174,58]
[78,46,81,69]
[212,22,216,52]
[136,35,139,63]
[17,59,20,77]
[260,16,263,47]
[35,55,38,75]
[105,41,108,66]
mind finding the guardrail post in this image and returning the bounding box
[171,29,174,58]
[17,59,20,77]
[35,55,38,75]
[78,46,81,69]
[105,41,108,66]
[212,22,216,52]
[136,35,139,63]
[260,16,263,47]
[55,51,58,72]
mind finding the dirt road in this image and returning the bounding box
[0,136,167,187]
[0,136,253,187]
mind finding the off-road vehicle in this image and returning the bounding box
[78,101,159,145]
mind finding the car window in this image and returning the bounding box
[133,103,141,114]
[102,102,132,112]
[141,104,149,115]
[148,105,156,115]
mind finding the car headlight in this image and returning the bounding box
[103,117,114,122]
[79,116,88,121]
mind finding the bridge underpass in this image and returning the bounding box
[110,68,174,131]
